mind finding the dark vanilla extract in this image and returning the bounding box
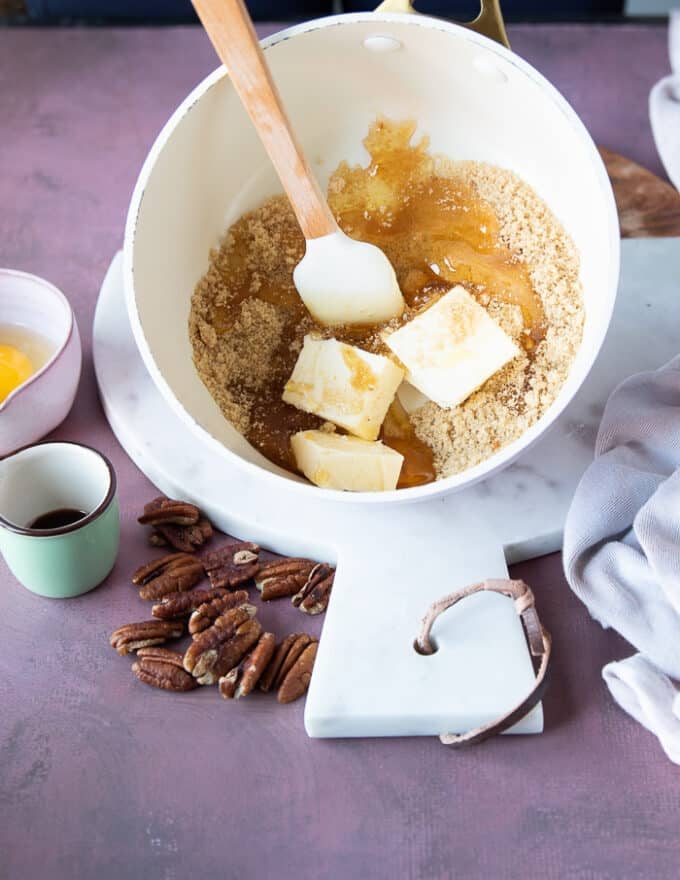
[29,508,86,530]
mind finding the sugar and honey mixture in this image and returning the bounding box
[190,119,583,488]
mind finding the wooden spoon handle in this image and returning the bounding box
[192,0,337,240]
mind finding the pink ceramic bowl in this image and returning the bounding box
[0,269,82,457]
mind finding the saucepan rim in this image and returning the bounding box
[124,11,620,506]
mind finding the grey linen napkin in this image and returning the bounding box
[563,355,680,763]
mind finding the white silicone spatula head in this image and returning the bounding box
[292,229,404,325]
[191,0,405,326]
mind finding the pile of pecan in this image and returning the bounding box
[110,496,334,705]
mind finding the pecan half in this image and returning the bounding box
[150,517,214,553]
[132,648,198,692]
[258,633,313,693]
[132,553,205,601]
[292,563,335,616]
[188,590,251,634]
[274,634,314,688]
[138,496,200,526]
[196,619,263,686]
[203,542,260,589]
[255,558,317,601]
[140,496,213,552]
[109,620,184,655]
[278,641,318,704]
[183,605,259,684]
[219,632,276,699]
[151,587,230,620]
[133,552,190,584]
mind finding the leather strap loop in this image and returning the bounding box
[415,579,551,748]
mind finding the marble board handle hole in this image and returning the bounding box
[413,636,438,656]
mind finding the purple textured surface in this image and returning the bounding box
[1,22,679,880]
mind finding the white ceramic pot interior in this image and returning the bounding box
[126,13,619,502]
[0,443,111,528]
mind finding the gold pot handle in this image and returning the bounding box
[374,0,510,50]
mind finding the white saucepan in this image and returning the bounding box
[124,1,619,506]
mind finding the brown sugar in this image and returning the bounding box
[189,118,583,486]
[409,157,582,476]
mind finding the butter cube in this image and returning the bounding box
[384,286,519,409]
[283,336,404,441]
[291,430,404,492]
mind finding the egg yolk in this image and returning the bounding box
[0,344,34,402]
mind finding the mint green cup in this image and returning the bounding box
[0,442,119,598]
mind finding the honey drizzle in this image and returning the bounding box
[206,119,546,488]
[380,398,435,489]
[327,119,545,343]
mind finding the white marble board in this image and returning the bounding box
[93,239,679,738]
